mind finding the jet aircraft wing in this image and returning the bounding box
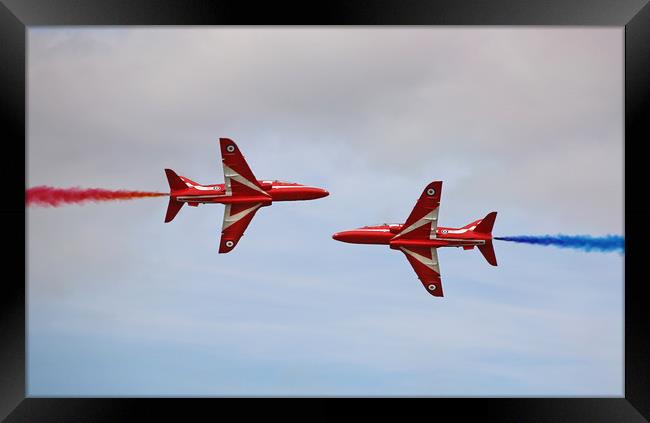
[218,202,265,253]
[399,246,444,297]
[219,138,271,199]
[392,181,442,241]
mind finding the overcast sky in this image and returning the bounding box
[27,27,623,396]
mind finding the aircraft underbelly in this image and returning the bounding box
[391,238,485,249]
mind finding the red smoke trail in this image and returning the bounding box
[26,186,168,207]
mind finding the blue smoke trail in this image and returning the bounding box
[494,234,624,254]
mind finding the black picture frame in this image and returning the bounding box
[2,0,648,421]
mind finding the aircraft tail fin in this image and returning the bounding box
[164,169,186,223]
[478,241,498,266]
[473,211,497,234]
[471,212,497,266]
[165,169,187,192]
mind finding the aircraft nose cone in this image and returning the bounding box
[332,231,353,242]
[308,187,329,199]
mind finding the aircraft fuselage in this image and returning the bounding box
[332,224,492,250]
[173,180,329,206]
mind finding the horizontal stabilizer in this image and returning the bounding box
[478,241,498,266]
[165,198,184,223]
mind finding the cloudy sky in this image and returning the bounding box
[27,27,623,396]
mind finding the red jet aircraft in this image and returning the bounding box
[332,181,497,297]
[165,138,329,253]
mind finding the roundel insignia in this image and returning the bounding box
[225,240,234,248]
[226,144,236,153]
[428,284,436,291]
[426,188,436,196]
